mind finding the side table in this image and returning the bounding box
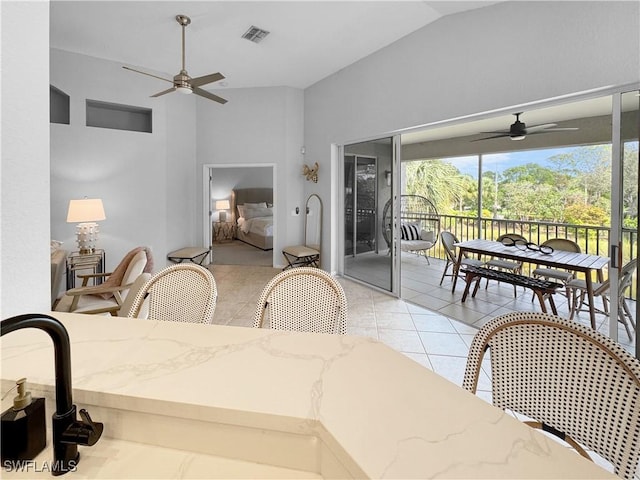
[213,222,236,243]
[66,249,105,290]
[167,247,211,265]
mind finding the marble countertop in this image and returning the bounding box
[1,312,614,479]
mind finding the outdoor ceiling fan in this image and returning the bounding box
[123,15,227,104]
[472,112,578,142]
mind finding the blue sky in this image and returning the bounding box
[450,146,581,179]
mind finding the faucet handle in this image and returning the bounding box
[61,407,104,447]
[78,408,103,446]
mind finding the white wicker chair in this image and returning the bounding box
[463,312,640,479]
[126,264,217,324]
[253,267,347,334]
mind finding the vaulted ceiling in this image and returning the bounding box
[50,1,500,90]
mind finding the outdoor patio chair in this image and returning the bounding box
[485,233,526,296]
[439,231,484,293]
[531,238,581,305]
[253,267,347,334]
[567,258,637,339]
[463,311,640,479]
[381,195,440,264]
[125,264,218,324]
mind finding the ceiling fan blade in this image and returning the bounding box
[151,87,177,97]
[193,86,228,104]
[526,123,558,132]
[524,128,579,137]
[190,72,225,88]
[122,66,173,84]
[470,133,511,142]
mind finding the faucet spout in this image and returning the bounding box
[1,314,103,476]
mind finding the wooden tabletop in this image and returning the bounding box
[455,239,609,273]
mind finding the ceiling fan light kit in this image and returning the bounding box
[123,14,227,104]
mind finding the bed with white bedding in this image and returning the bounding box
[231,188,274,250]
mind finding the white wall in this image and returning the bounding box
[304,1,640,271]
[196,87,305,267]
[0,1,50,317]
[210,166,274,200]
[50,49,197,275]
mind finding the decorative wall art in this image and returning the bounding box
[303,162,319,183]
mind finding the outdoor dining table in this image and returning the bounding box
[454,239,610,329]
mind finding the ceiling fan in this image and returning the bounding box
[123,15,227,104]
[472,112,578,141]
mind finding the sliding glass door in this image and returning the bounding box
[609,88,639,347]
[343,137,397,292]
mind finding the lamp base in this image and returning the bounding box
[76,222,100,255]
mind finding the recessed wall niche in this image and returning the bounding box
[86,100,152,133]
[50,85,70,124]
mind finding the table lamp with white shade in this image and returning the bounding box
[66,198,106,254]
[216,200,230,222]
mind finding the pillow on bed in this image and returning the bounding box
[237,202,267,219]
[244,206,273,220]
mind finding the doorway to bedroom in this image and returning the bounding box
[204,164,275,267]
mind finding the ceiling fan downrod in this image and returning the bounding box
[176,15,190,75]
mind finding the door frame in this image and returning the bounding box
[202,163,276,264]
[608,87,640,345]
[338,135,401,296]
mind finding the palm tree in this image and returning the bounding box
[405,159,466,213]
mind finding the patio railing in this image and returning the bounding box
[431,214,637,298]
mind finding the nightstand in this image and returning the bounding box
[213,222,236,243]
[66,249,105,289]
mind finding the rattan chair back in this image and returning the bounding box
[253,267,347,334]
[541,238,581,253]
[495,232,527,244]
[463,311,640,479]
[440,231,458,263]
[126,264,217,324]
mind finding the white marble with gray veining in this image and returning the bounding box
[1,312,614,479]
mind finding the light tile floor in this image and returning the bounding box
[208,258,638,477]
[210,256,637,376]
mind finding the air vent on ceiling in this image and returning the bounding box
[242,25,270,43]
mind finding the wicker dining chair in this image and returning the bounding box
[531,238,581,304]
[567,258,637,339]
[463,311,640,479]
[439,231,484,293]
[126,264,217,324]
[484,233,526,296]
[253,267,347,334]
